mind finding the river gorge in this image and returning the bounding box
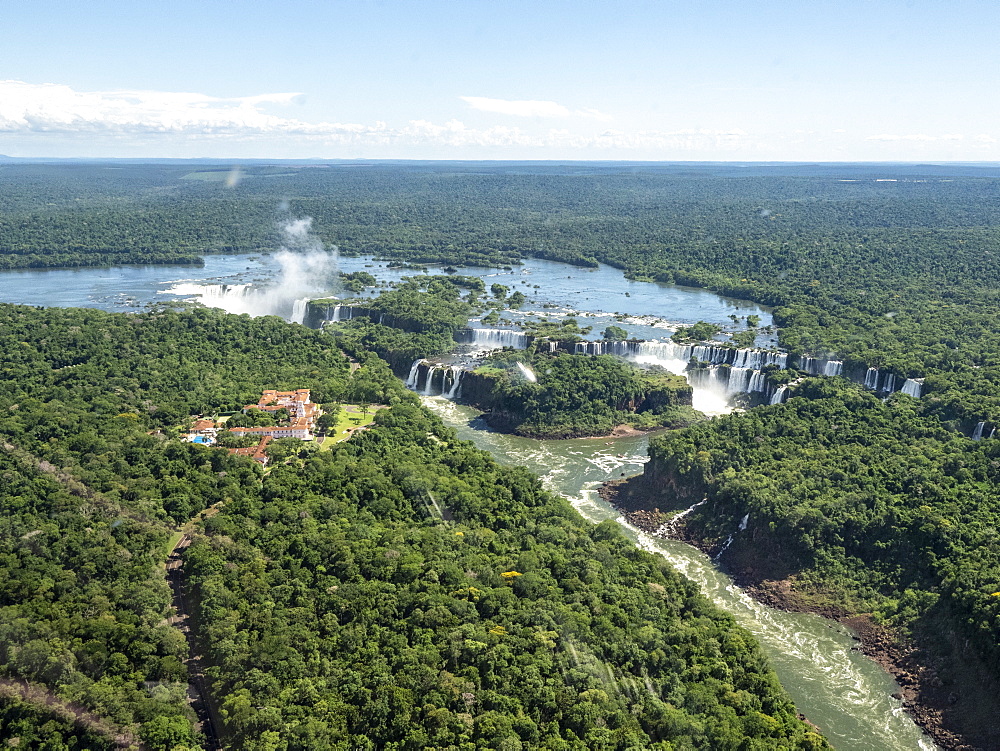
[0,251,937,750]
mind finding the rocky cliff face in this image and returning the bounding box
[616,452,707,512]
[454,370,502,411]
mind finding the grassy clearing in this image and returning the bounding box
[317,405,380,450]
[163,529,184,559]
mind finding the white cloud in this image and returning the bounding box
[866,133,939,142]
[460,95,609,120]
[0,80,749,154]
[0,80,317,134]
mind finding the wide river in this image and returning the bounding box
[0,251,936,750]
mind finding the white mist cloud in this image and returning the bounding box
[460,96,609,120]
[163,214,339,320]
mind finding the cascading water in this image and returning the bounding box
[466,328,529,350]
[406,361,467,400]
[574,339,787,369]
[291,297,309,324]
[715,513,750,560]
[770,385,789,405]
[423,365,439,396]
[797,356,843,377]
[457,330,922,411]
[419,398,938,751]
[163,217,338,320]
[972,421,986,441]
[516,362,538,383]
[445,368,463,399]
[406,359,424,389]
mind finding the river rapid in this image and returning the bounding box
[422,398,938,751]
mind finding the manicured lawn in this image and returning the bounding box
[317,404,382,450]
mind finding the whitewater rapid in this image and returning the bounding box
[422,397,938,751]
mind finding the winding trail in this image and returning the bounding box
[165,508,225,750]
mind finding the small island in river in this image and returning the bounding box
[459,347,704,439]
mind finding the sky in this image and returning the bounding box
[1,0,998,161]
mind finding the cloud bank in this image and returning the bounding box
[2,80,995,160]
[0,80,310,135]
[0,80,740,153]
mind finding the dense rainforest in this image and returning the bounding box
[0,303,824,749]
[6,161,1000,424]
[463,349,698,439]
[8,161,1000,748]
[618,379,1000,748]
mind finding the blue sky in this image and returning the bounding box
[1,0,998,160]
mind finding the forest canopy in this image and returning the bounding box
[0,302,824,749]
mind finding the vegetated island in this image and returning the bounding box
[317,281,706,439]
[602,377,998,751]
[460,346,702,439]
[0,302,829,750]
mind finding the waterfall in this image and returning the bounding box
[715,513,750,560]
[748,370,767,393]
[652,499,707,538]
[991,427,997,440]
[445,368,463,399]
[473,331,925,408]
[726,368,754,396]
[423,365,439,396]
[581,339,787,369]
[406,359,423,389]
[797,356,842,377]
[973,421,986,441]
[328,304,356,323]
[468,328,529,350]
[291,297,309,324]
[408,361,465,399]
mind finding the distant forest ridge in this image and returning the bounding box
[3,162,1000,427]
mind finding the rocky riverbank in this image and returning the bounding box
[600,477,977,751]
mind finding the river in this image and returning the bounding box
[0,252,775,347]
[422,397,937,751]
[0,251,935,749]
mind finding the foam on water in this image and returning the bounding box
[421,395,938,751]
